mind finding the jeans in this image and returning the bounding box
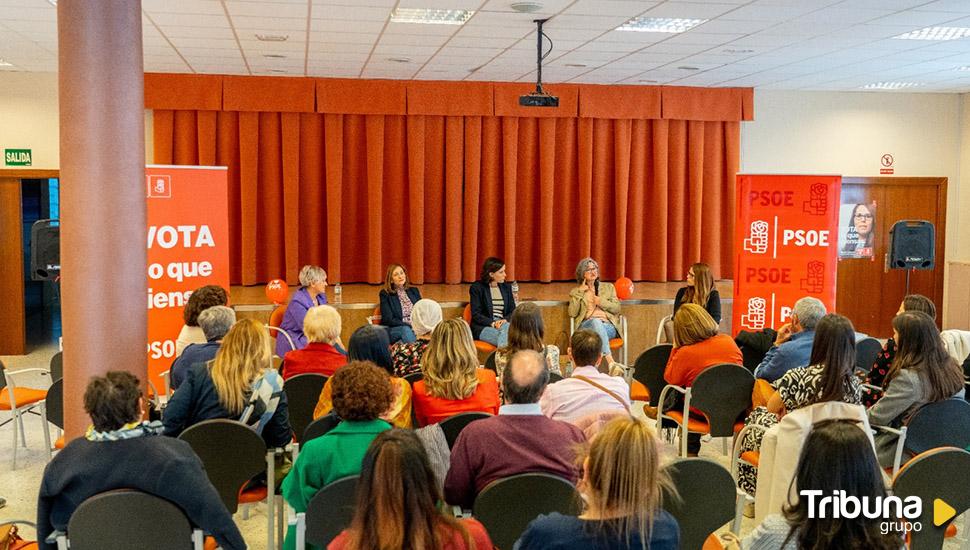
[478,323,510,348]
[387,325,416,344]
[578,318,619,356]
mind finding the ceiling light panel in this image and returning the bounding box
[893,26,970,40]
[390,8,473,25]
[617,17,709,33]
[860,81,923,89]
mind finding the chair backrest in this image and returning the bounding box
[50,351,63,382]
[904,398,970,456]
[403,371,424,387]
[302,414,341,445]
[67,490,195,550]
[46,377,64,430]
[178,419,267,513]
[892,448,970,550]
[484,351,497,373]
[689,364,754,437]
[305,475,360,547]
[855,337,883,374]
[462,304,472,324]
[268,305,286,332]
[633,344,672,407]
[0,359,7,392]
[368,305,382,326]
[473,473,581,550]
[661,458,735,550]
[548,371,563,383]
[283,373,329,443]
[439,412,491,449]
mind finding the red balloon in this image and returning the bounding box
[265,279,289,304]
[615,277,634,300]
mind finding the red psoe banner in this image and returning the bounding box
[146,166,229,389]
[732,175,841,336]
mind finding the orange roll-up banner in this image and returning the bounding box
[733,175,841,336]
[146,166,229,389]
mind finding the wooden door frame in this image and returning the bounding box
[0,169,59,355]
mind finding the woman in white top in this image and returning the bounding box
[175,285,228,357]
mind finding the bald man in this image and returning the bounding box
[444,350,586,509]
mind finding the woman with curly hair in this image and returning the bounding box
[411,319,499,426]
[282,361,394,550]
[176,284,228,356]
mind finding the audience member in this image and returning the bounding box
[378,263,422,344]
[494,302,562,381]
[673,262,721,324]
[276,264,328,357]
[176,284,228,357]
[282,362,394,550]
[743,419,900,550]
[314,325,413,428]
[391,298,442,377]
[163,318,291,449]
[754,297,826,383]
[868,311,965,467]
[862,294,936,407]
[38,372,245,550]
[281,305,346,379]
[412,319,500,426]
[568,257,622,360]
[662,303,741,455]
[737,313,863,496]
[170,305,234,390]
[515,416,679,550]
[445,350,585,509]
[329,430,493,550]
[469,256,515,347]
[540,330,630,424]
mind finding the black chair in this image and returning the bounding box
[283,373,328,443]
[294,475,359,549]
[60,490,203,550]
[484,351,497,373]
[632,344,672,407]
[49,351,63,382]
[439,411,491,449]
[472,473,581,550]
[548,371,563,383]
[892,448,970,550]
[302,414,341,445]
[661,458,735,550]
[855,337,883,375]
[46,378,64,431]
[403,371,424,387]
[658,364,754,456]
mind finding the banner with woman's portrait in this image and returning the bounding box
[839,202,876,259]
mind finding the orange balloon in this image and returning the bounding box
[615,277,634,300]
[265,279,289,304]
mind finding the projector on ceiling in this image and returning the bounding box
[519,92,559,107]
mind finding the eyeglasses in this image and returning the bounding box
[854,213,873,220]
[585,267,598,272]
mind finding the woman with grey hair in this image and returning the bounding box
[276,264,329,357]
[568,257,621,360]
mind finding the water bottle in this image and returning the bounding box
[511,281,520,305]
[333,282,342,304]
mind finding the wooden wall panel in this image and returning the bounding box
[0,177,25,355]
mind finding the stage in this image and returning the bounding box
[232,281,735,365]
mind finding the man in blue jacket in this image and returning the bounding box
[754,297,826,383]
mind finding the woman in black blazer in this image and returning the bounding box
[673,262,721,324]
[379,264,423,343]
[469,257,515,346]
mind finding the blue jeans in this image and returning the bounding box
[479,323,510,348]
[387,325,416,344]
[579,318,619,356]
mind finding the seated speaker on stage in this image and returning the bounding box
[469,257,515,347]
[378,263,422,344]
[569,257,621,361]
[276,264,328,358]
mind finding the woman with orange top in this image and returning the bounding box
[411,319,500,426]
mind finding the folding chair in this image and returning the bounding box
[632,344,673,407]
[46,377,66,451]
[463,304,497,355]
[874,398,970,478]
[439,411,491,449]
[661,458,735,550]
[472,473,581,550]
[55,490,204,550]
[302,414,341,445]
[1,359,51,469]
[854,337,883,375]
[656,314,673,346]
[283,373,328,446]
[366,305,381,325]
[484,350,497,373]
[403,371,424,387]
[569,315,629,365]
[892,447,970,550]
[658,363,753,457]
[293,475,359,550]
[49,351,63,382]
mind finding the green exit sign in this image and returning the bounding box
[5,149,32,166]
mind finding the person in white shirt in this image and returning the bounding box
[540,329,630,425]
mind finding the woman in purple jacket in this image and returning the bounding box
[276,264,328,357]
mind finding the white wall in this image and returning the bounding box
[741,89,965,261]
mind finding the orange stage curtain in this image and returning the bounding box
[148,74,749,286]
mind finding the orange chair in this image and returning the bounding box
[367,305,382,325]
[462,304,497,354]
[266,304,295,354]
[1,359,51,469]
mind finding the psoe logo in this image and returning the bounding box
[800,491,956,535]
[743,220,769,254]
[146,175,172,199]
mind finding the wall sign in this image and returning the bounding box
[4,148,31,166]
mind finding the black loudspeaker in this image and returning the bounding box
[30,219,60,281]
[889,220,934,270]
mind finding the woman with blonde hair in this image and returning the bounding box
[516,416,680,549]
[411,319,499,426]
[568,257,622,360]
[281,305,346,380]
[378,263,422,344]
[673,262,721,324]
[495,302,561,380]
[163,318,292,448]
